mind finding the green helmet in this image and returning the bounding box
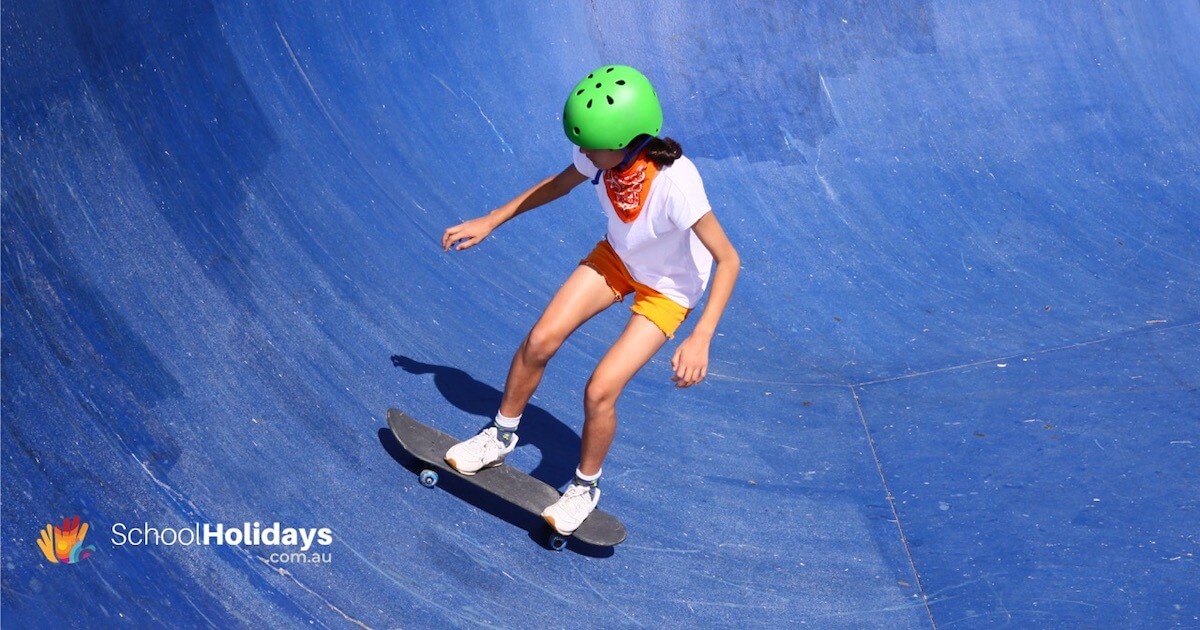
[563,65,663,150]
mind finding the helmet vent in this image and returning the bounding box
[586,99,593,109]
[616,80,626,85]
[606,95,614,105]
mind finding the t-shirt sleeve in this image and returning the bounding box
[665,160,713,230]
[572,146,599,179]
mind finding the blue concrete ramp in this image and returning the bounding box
[3,1,1198,627]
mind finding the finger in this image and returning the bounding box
[686,365,704,386]
[674,367,691,387]
[37,536,53,561]
[445,232,469,251]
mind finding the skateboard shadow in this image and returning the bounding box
[389,354,579,488]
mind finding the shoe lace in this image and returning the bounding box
[462,428,501,458]
[558,484,597,518]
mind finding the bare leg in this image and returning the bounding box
[578,314,669,476]
[498,265,618,418]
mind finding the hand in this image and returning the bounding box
[441,214,497,252]
[37,524,58,563]
[671,333,711,388]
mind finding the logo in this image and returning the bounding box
[37,516,97,565]
[109,521,335,565]
[110,521,333,551]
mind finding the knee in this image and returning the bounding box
[584,376,620,413]
[521,326,564,366]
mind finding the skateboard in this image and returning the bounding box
[387,408,626,550]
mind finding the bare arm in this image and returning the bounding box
[671,211,740,387]
[442,164,588,251]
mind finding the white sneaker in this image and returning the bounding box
[541,483,601,536]
[444,427,517,475]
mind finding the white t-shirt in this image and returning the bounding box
[572,146,714,309]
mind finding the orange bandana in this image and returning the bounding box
[603,155,659,223]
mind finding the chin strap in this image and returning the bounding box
[591,136,657,185]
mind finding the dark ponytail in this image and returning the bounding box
[632,135,683,167]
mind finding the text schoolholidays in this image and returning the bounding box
[111,522,334,552]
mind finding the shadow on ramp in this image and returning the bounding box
[390,355,582,488]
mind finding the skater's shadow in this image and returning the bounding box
[388,354,579,488]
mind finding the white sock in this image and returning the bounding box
[574,467,601,486]
[494,411,521,432]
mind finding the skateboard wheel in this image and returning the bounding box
[549,534,568,551]
[419,470,438,488]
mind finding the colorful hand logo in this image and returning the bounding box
[37,516,96,564]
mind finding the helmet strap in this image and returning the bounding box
[591,135,657,186]
[618,135,656,170]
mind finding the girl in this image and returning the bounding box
[441,65,739,536]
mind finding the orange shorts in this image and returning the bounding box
[581,240,691,338]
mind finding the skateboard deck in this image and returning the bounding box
[387,408,626,549]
